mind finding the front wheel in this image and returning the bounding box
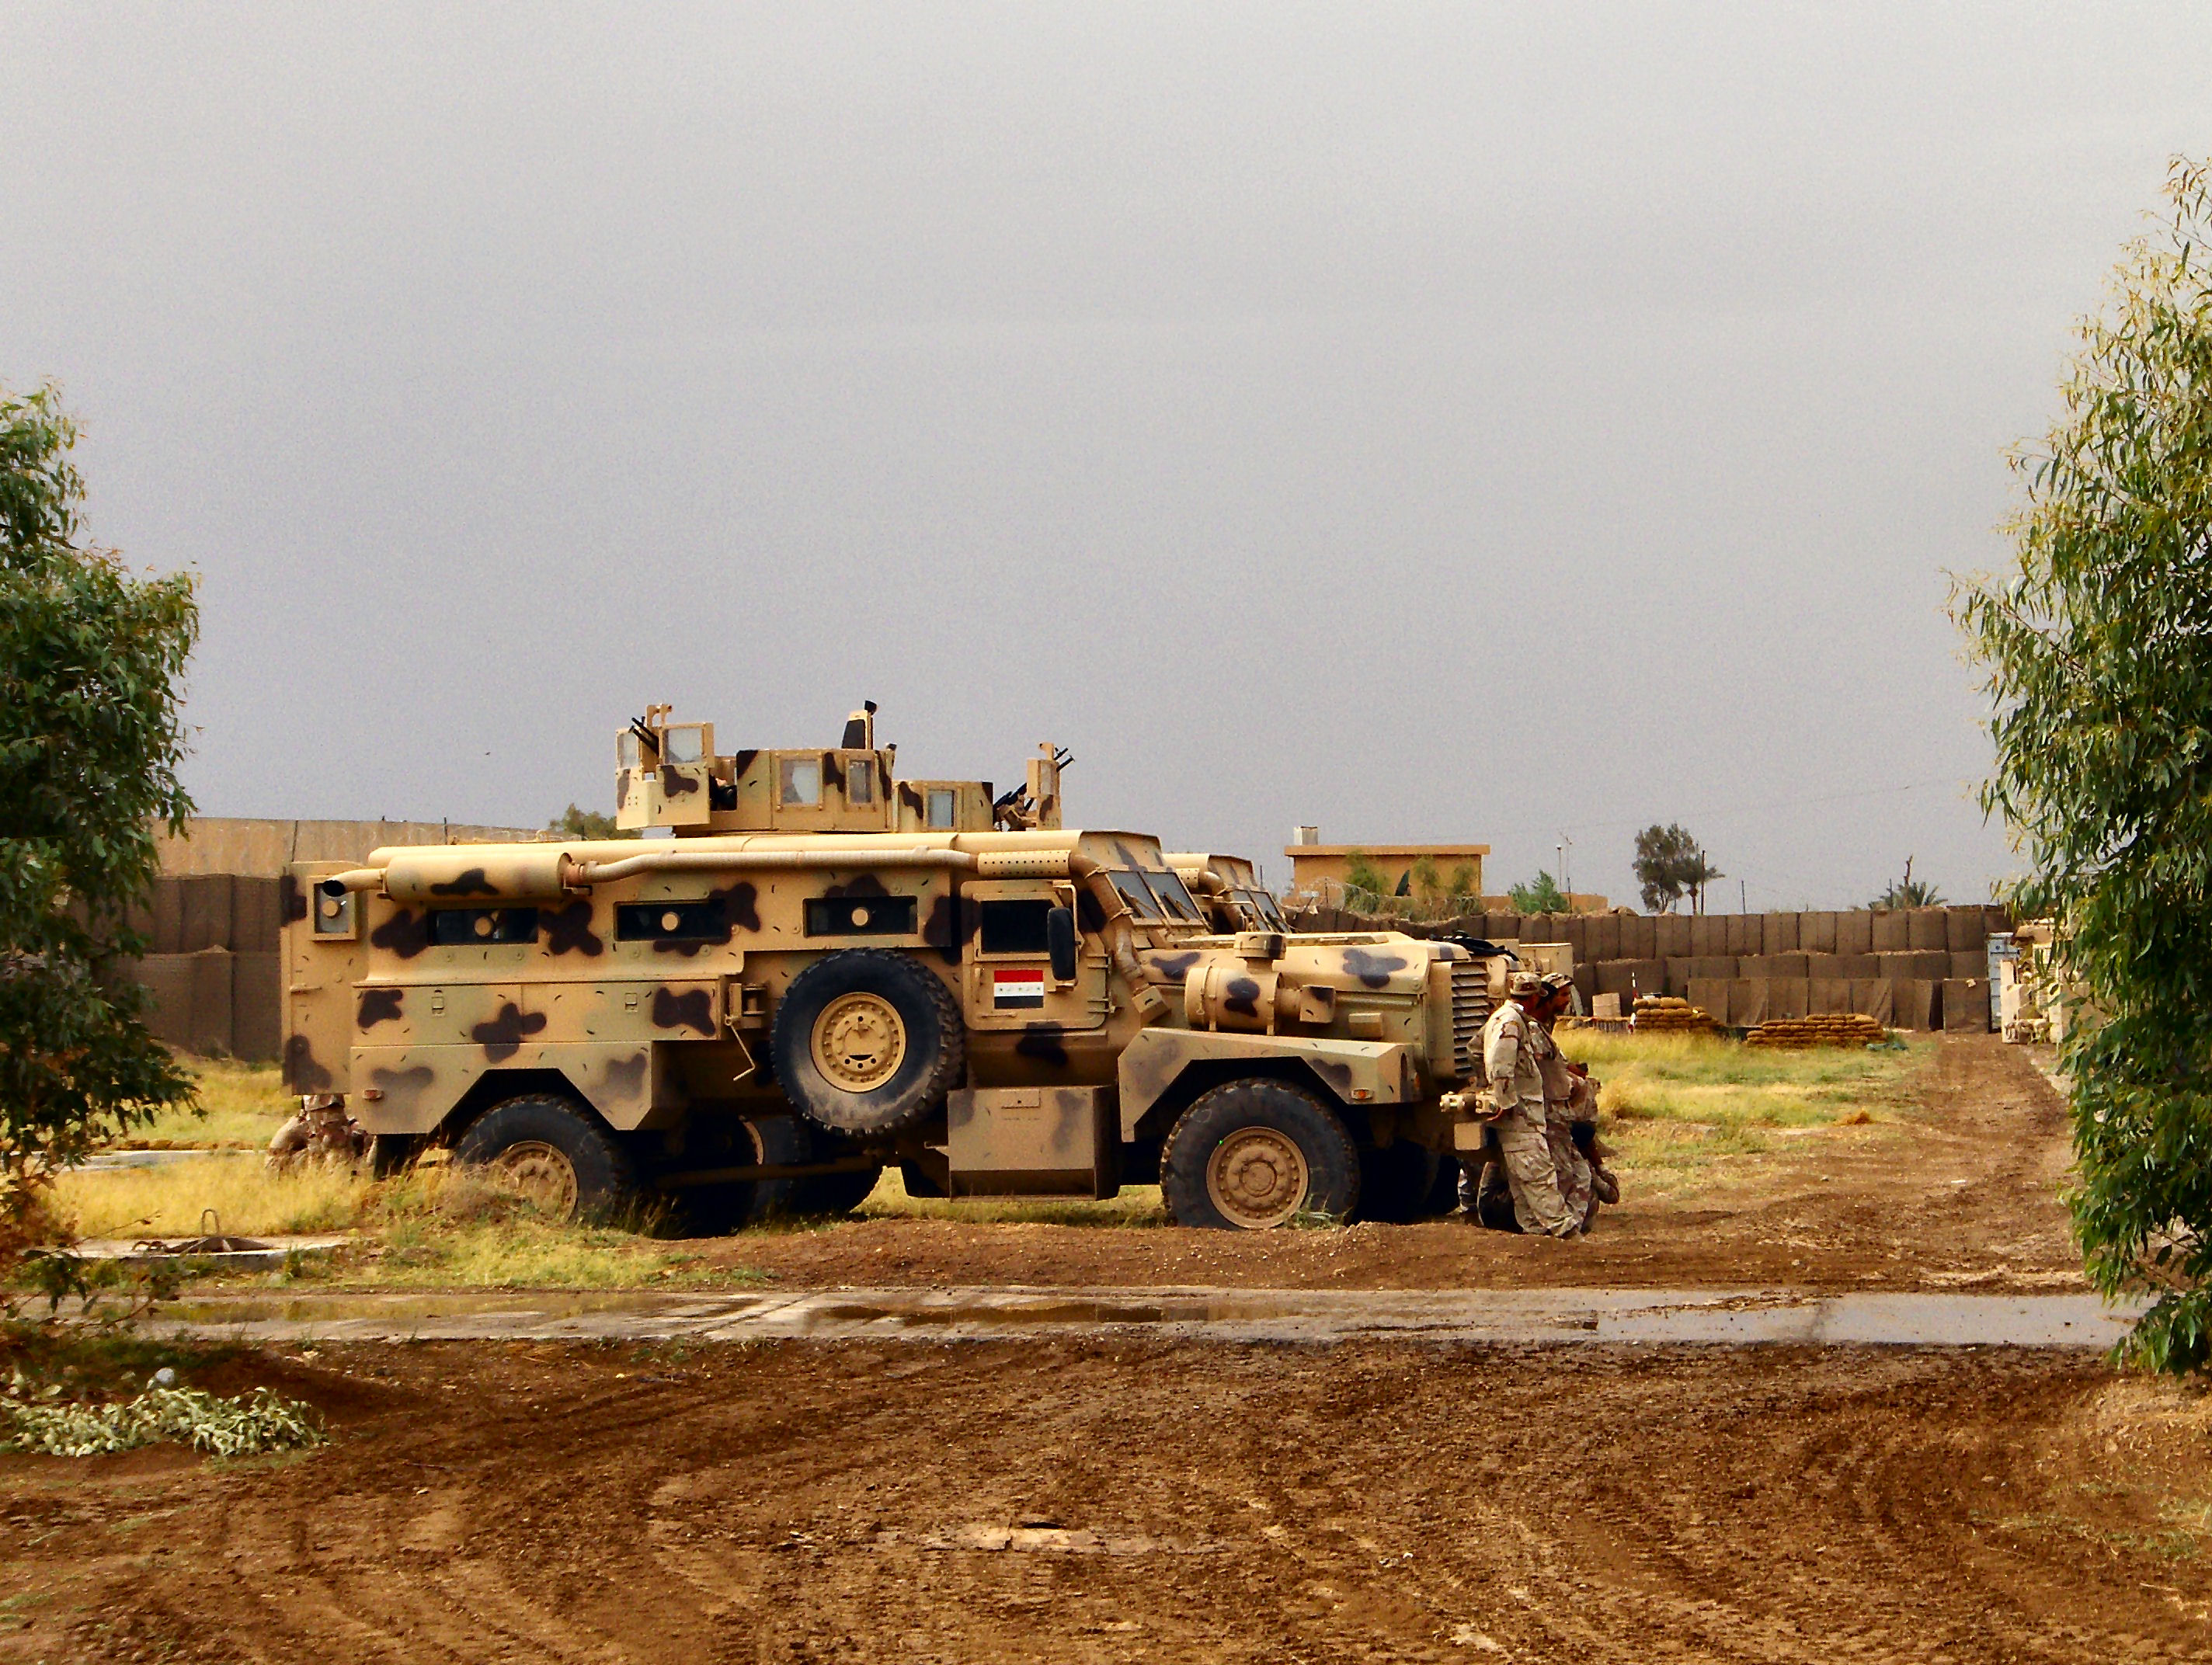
[454,1093,636,1222]
[1160,1079,1359,1230]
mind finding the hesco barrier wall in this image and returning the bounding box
[1285,903,2012,1033]
[125,819,538,1062]
[120,874,286,1062]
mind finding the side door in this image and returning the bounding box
[962,880,1108,1033]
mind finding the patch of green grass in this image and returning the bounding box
[346,1170,767,1288]
[0,1326,237,1399]
[853,1170,1170,1227]
[35,1158,771,1292]
[1988,1509,2203,1560]
[1557,1031,1927,1194]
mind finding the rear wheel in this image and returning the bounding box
[670,1114,812,1236]
[1160,1079,1359,1230]
[454,1094,635,1222]
[786,1160,885,1218]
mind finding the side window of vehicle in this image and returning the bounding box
[779,758,821,806]
[977,899,1052,956]
[430,907,540,946]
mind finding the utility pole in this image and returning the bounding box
[1740,878,1747,914]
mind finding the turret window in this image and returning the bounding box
[779,759,821,806]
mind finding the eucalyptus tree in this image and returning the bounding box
[1952,159,2212,1371]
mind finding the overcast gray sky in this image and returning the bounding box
[5,4,2207,909]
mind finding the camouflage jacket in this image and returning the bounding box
[1480,1000,1546,1112]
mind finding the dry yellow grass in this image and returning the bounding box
[853,1171,1169,1227]
[50,1153,365,1240]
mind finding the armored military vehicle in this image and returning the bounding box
[282,705,1499,1230]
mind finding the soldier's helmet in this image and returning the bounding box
[1506,970,1544,1000]
[1540,971,1577,997]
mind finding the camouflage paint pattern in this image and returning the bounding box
[283,707,1495,1199]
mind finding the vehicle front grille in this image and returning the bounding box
[1450,958,1490,1076]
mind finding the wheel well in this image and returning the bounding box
[438,1069,603,1145]
[1130,1058,1367,1145]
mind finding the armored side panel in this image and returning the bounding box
[281,863,364,1094]
[1115,1030,1418,1140]
[947,1086,1115,1197]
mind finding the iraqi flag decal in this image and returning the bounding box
[992,968,1047,1009]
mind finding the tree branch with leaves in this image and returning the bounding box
[1950,158,2212,1373]
[1,384,200,1267]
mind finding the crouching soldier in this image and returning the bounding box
[1533,971,1598,1229]
[267,1093,366,1171]
[1469,971,1583,1239]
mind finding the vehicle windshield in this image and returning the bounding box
[1240,888,1289,930]
[1144,869,1205,924]
[1108,871,1163,920]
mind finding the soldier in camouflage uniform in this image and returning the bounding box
[1532,971,1596,1229]
[1470,970,1581,1238]
[266,1093,367,1171]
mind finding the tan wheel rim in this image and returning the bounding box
[487,1140,580,1217]
[1205,1127,1311,1229]
[811,992,908,1093]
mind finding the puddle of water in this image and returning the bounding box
[165,1289,773,1326]
[146,1286,2148,1349]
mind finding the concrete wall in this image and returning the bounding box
[156,817,540,878]
[1284,902,2012,1032]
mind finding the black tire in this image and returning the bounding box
[1427,1151,1469,1218]
[454,1093,636,1222]
[668,1114,812,1236]
[1160,1079,1359,1230]
[1358,1139,1442,1224]
[770,950,965,1135]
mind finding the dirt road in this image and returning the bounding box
[696,1035,2082,1292]
[4,1339,2209,1663]
[5,1035,2178,1664]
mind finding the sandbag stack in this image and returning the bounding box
[1744,1013,1889,1048]
[1632,996,1717,1034]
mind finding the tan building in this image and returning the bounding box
[1284,830,1608,912]
[1284,837,1489,904]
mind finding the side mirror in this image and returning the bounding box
[1046,905,1078,983]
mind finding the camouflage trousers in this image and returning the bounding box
[1494,1100,1581,1239]
[1545,1100,1595,1225]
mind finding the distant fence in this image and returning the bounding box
[1288,902,2014,1033]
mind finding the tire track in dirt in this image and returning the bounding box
[7,1339,2209,1663]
